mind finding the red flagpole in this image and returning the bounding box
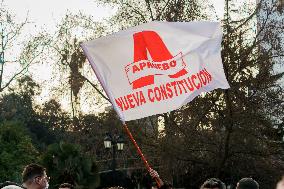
[122,123,161,188]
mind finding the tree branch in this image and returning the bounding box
[145,0,154,21]
[156,0,171,20]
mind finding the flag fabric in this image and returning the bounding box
[81,21,230,122]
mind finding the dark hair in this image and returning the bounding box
[22,164,46,183]
[237,178,259,189]
[200,178,226,189]
[59,183,74,189]
[160,183,172,189]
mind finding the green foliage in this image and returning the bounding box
[0,76,60,151]
[0,121,39,183]
[0,76,38,123]
[41,142,100,189]
[0,92,34,122]
[38,99,72,131]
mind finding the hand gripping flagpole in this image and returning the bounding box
[122,122,161,188]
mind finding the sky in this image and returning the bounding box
[5,0,225,33]
[4,0,115,34]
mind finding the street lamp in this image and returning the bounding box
[104,133,125,171]
[116,136,124,151]
[104,135,112,149]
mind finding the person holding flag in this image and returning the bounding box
[149,169,172,189]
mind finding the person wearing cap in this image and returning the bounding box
[200,178,226,189]
[22,163,49,189]
[236,178,259,189]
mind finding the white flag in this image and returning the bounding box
[81,21,230,122]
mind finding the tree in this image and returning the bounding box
[46,12,109,119]
[0,2,50,93]
[157,1,284,188]
[0,121,39,183]
[0,76,39,123]
[0,76,60,151]
[37,99,72,131]
[96,0,284,188]
[41,141,100,189]
[98,0,211,29]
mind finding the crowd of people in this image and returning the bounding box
[0,163,283,189]
[149,168,284,189]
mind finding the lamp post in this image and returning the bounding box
[104,133,125,171]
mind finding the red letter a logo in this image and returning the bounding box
[131,31,188,89]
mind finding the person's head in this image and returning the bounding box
[59,183,74,189]
[0,182,25,189]
[160,183,173,189]
[276,176,284,189]
[200,178,226,189]
[236,178,259,189]
[1,185,24,189]
[22,164,49,189]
